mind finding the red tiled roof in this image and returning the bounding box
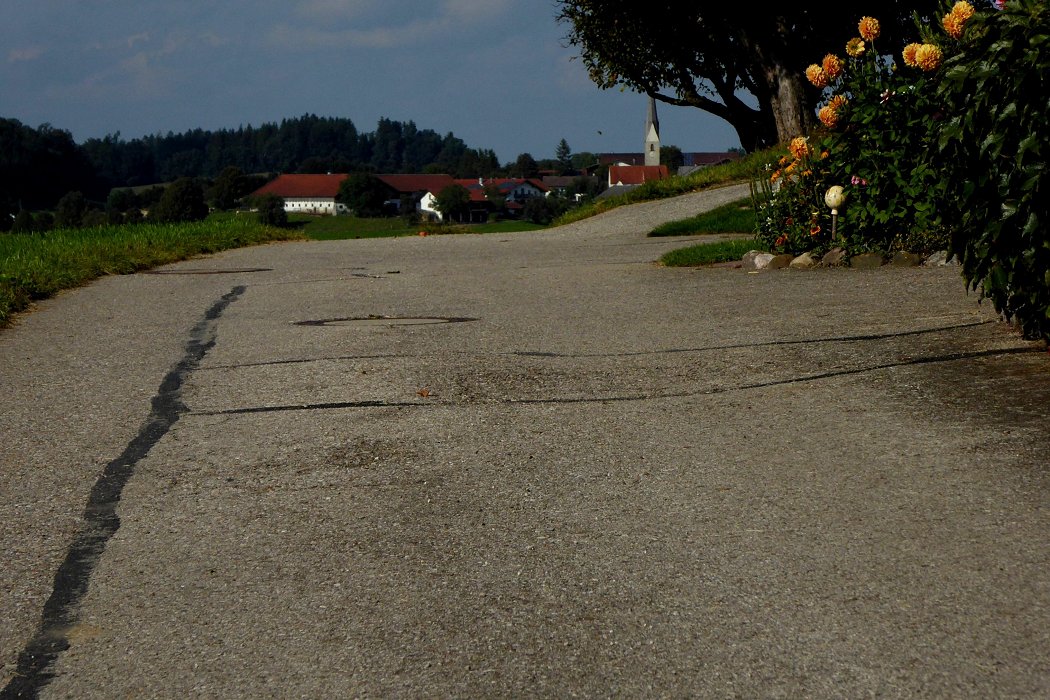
[251,174,346,198]
[609,165,669,186]
[374,174,455,194]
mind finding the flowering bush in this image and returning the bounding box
[933,0,1050,341]
[752,140,835,255]
[755,4,988,256]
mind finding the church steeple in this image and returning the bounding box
[644,96,660,167]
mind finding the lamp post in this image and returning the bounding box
[824,185,846,241]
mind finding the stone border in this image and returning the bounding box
[740,248,960,271]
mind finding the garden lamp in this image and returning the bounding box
[825,185,846,241]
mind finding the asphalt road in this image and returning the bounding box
[3,183,1049,698]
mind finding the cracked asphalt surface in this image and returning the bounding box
[2,183,1049,698]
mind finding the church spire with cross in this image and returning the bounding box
[644,96,660,167]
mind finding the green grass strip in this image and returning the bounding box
[0,217,302,327]
[660,238,766,267]
[293,214,547,240]
[649,198,757,237]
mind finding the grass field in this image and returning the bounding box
[0,217,302,327]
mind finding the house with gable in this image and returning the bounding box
[373,174,455,214]
[249,172,462,217]
[250,173,349,215]
[419,178,549,222]
[607,165,669,188]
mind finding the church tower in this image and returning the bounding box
[644,96,660,167]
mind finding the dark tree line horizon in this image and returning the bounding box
[1,114,502,220]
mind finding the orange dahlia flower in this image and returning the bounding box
[818,105,840,128]
[789,137,812,161]
[858,16,881,41]
[806,64,829,88]
[822,54,845,80]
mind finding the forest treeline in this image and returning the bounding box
[0,114,501,218]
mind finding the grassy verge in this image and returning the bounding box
[660,238,767,267]
[0,217,303,327]
[294,214,547,240]
[648,197,757,237]
[553,147,781,227]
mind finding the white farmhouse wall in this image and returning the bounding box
[283,198,348,215]
[419,192,443,221]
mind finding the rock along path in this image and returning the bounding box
[2,183,1050,698]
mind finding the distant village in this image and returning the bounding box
[1,102,740,231]
[251,99,740,223]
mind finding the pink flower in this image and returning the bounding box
[851,175,868,186]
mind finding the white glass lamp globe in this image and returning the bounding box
[825,185,846,212]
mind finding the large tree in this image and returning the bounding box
[434,183,471,223]
[337,173,390,217]
[556,2,944,151]
[151,178,208,223]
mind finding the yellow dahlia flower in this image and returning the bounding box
[789,136,812,161]
[822,54,845,80]
[858,16,881,41]
[903,43,922,67]
[951,1,976,21]
[806,64,829,88]
[846,37,866,57]
[943,13,966,38]
[915,43,944,72]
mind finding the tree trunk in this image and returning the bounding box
[764,61,814,144]
[739,16,817,147]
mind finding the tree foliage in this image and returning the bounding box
[337,173,391,217]
[934,0,1050,341]
[208,166,250,210]
[660,145,684,172]
[255,194,288,227]
[434,183,471,222]
[54,191,88,229]
[555,139,573,174]
[79,114,499,189]
[0,119,101,221]
[151,178,208,223]
[556,1,945,151]
[508,153,540,179]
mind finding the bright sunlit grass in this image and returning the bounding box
[0,217,302,327]
[648,197,757,237]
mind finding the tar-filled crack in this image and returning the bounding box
[195,320,995,371]
[507,320,995,358]
[199,353,406,371]
[1,286,245,700]
[195,399,420,416]
[188,346,1038,416]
